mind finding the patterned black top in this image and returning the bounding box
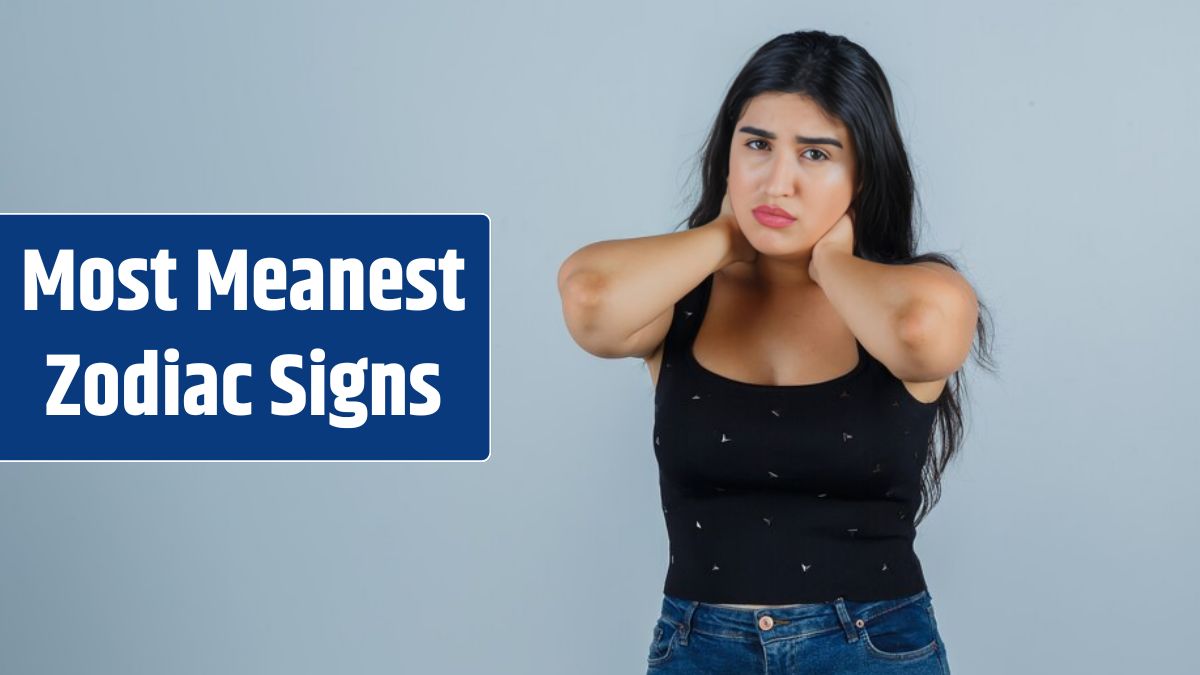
[652,272,939,603]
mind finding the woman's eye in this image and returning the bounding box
[745,140,828,161]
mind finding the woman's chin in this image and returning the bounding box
[748,232,805,255]
[749,240,819,262]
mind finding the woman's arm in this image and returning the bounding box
[558,204,750,359]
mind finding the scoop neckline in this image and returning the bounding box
[686,336,870,391]
[684,273,871,391]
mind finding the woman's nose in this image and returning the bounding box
[764,156,797,197]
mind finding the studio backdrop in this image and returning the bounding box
[1,1,1197,674]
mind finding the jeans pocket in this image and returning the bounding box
[647,617,680,667]
[858,597,940,662]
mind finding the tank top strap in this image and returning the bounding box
[854,335,871,364]
[662,273,714,362]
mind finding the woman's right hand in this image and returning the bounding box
[716,188,757,266]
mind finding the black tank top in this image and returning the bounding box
[652,272,939,604]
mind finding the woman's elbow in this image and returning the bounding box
[559,270,624,357]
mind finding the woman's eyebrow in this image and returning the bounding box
[737,125,843,149]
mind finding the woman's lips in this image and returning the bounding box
[752,206,796,228]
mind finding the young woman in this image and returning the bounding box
[558,30,995,674]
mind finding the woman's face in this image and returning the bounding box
[727,92,858,259]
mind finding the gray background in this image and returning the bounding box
[2,1,1197,673]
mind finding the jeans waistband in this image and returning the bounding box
[658,589,932,646]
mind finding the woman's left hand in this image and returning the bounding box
[809,207,855,282]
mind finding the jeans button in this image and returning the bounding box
[854,619,865,628]
[758,615,774,630]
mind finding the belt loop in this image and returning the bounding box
[833,597,859,643]
[677,600,700,645]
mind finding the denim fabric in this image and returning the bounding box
[645,589,949,674]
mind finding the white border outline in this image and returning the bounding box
[0,212,492,464]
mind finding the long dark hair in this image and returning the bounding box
[673,30,998,526]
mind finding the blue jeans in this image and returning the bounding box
[646,589,950,674]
